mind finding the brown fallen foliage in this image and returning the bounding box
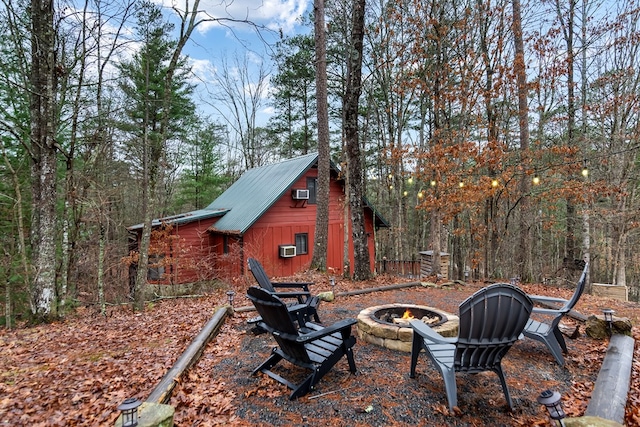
[0,274,638,426]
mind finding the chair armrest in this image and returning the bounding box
[410,319,457,345]
[528,294,569,305]
[531,307,568,315]
[272,291,312,300]
[272,281,313,291]
[296,318,357,343]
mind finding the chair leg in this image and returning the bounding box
[544,334,566,366]
[441,369,458,411]
[289,371,317,400]
[409,333,422,378]
[553,327,568,353]
[345,347,357,374]
[252,351,283,376]
[495,367,513,409]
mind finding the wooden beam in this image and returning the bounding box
[584,334,635,424]
[146,306,230,404]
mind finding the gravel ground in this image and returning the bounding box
[188,282,615,426]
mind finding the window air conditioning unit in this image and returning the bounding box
[279,245,296,258]
[292,189,310,200]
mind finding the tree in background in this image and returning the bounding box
[171,120,231,212]
[117,0,196,309]
[310,0,330,272]
[269,33,317,158]
[28,0,58,319]
[344,0,370,280]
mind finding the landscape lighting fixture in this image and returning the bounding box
[532,174,540,185]
[537,389,565,425]
[117,397,142,427]
[602,308,614,333]
[581,160,589,178]
[226,290,236,307]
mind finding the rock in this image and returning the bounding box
[585,315,632,339]
[317,291,334,302]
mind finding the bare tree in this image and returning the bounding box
[310,0,330,272]
[29,0,58,319]
[344,0,370,280]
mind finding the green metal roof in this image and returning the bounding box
[127,208,229,231]
[205,153,319,234]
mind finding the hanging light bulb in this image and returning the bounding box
[430,179,437,187]
[407,177,413,185]
[403,190,408,196]
[582,160,589,178]
[533,174,540,185]
[417,191,424,199]
[388,173,393,180]
[491,179,499,188]
[458,181,464,188]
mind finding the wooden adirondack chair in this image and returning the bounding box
[523,262,589,366]
[247,257,320,323]
[246,287,357,400]
[409,283,533,411]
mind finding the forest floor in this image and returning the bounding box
[1,273,639,426]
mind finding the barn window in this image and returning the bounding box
[148,254,165,280]
[295,233,308,255]
[306,177,317,204]
[223,236,229,254]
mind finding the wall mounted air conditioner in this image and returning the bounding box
[292,189,310,200]
[279,245,296,258]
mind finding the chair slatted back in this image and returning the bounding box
[247,287,311,363]
[248,258,276,292]
[455,284,533,372]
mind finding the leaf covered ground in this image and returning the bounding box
[1,274,639,426]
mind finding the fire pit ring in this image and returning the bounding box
[357,304,459,352]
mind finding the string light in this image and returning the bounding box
[407,177,413,184]
[430,179,437,187]
[533,174,540,185]
[417,191,424,199]
[582,160,589,178]
[403,190,408,196]
[458,181,464,188]
[491,179,499,188]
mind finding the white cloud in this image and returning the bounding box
[174,0,310,35]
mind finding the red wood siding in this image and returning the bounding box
[143,167,380,284]
[239,169,346,277]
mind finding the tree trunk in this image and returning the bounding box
[344,0,370,280]
[512,0,532,282]
[311,0,330,272]
[29,0,58,320]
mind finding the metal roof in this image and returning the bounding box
[127,208,229,231]
[205,153,319,234]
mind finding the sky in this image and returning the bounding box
[158,0,313,126]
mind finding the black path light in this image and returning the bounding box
[226,290,236,307]
[602,308,615,333]
[537,389,566,426]
[117,397,142,427]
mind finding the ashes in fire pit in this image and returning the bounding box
[375,306,446,327]
[357,303,459,352]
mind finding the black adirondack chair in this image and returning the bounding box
[523,262,589,366]
[409,283,533,411]
[246,287,357,400]
[247,257,320,323]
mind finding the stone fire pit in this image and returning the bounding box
[357,304,459,352]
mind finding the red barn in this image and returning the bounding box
[127,153,388,284]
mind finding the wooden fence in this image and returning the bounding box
[375,259,421,278]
